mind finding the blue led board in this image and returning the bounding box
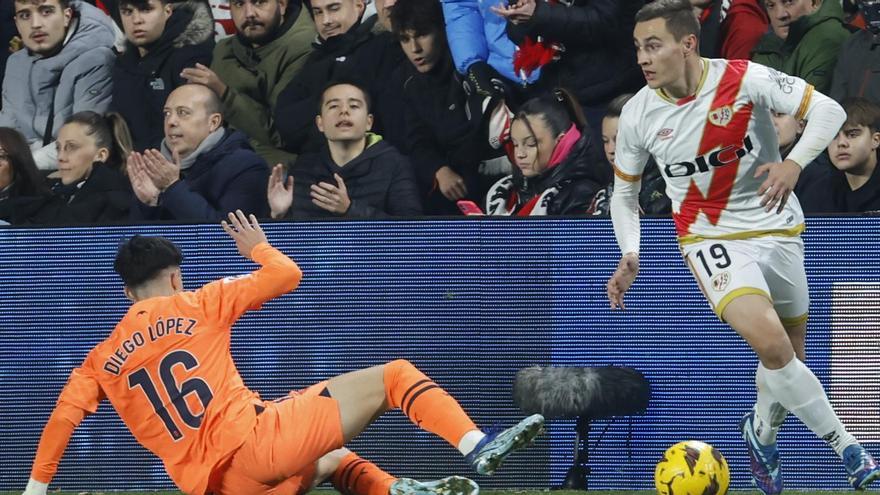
[1,217,878,491]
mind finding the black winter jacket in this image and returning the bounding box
[131,129,270,221]
[287,135,423,218]
[112,1,214,151]
[487,133,604,215]
[11,164,131,225]
[274,16,406,155]
[401,57,503,195]
[506,0,644,106]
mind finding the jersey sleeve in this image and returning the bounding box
[196,242,303,327]
[614,101,650,182]
[57,364,106,414]
[743,62,814,121]
[31,363,105,483]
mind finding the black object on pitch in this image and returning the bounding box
[513,366,650,490]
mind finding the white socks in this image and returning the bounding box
[760,358,857,456]
[23,479,48,495]
[753,364,789,444]
[457,430,487,456]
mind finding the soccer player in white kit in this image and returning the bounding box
[605,0,880,492]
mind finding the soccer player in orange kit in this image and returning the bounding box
[21,210,544,495]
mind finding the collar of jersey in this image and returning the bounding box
[656,58,710,106]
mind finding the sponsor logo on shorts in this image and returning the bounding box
[708,105,733,127]
[711,272,730,292]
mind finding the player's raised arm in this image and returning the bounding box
[200,210,303,326]
[23,368,105,495]
[221,209,272,261]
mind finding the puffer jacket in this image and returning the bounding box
[0,1,116,163]
[112,0,214,151]
[486,132,605,215]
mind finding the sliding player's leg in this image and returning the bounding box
[305,448,479,495]
[325,359,544,475]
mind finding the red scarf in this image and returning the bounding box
[546,124,581,169]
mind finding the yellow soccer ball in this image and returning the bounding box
[654,440,730,495]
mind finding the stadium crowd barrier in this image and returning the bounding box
[1,217,878,490]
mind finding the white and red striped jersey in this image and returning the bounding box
[614,58,813,243]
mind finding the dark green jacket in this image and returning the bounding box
[211,3,316,165]
[751,0,851,93]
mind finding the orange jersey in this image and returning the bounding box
[31,243,302,495]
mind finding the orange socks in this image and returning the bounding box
[383,359,478,447]
[332,451,396,495]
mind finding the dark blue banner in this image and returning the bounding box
[1,218,878,491]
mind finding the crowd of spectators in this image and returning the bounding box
[0,0,878,226]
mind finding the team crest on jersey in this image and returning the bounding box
[711,272,731,292]
[708,106,734,127]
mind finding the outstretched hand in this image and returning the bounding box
[607,253,639,310]
[221,210,268,260]
[267,164,294,219]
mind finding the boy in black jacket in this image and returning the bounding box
[268,80,422,218]
[112,0,214,151]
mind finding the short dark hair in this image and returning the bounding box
[318,78,372,114]
[118,0,169,10]
[604,93,635,120]
[635,0,701,42]
[389,0,445,37]
[841,97,880,133]
[14,0,71,10]
[114,235,183,288]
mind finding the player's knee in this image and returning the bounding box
[753,335,795,368]
[386,358,416,375]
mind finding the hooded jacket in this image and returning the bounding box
[287,134,422,218]
[131,128,270,221]
[112,1,214,151]
[274,15,406,155]
[486,132,604,215]
[0,1,116,162]
[751,0,852,93]
[442,0,540,85]
[211,2,316,165]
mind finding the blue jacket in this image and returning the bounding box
[442,0,540,84]
[131,129,270,221]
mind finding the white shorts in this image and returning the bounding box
[680,236,809,326]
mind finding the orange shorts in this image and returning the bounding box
[208,381,345,495]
